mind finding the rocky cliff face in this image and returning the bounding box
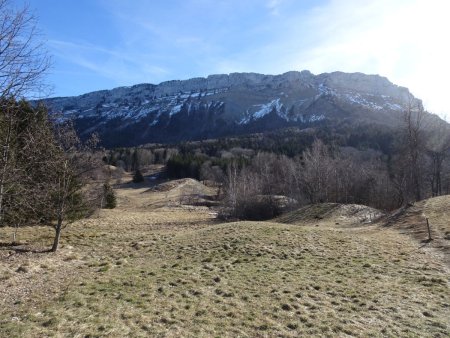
[41,71,418,147]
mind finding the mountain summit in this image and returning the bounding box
[42,71,418,147]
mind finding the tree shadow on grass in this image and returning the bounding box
[0,241,51,254]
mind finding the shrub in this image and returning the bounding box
[219,196,282,221]
[237,197,282,221]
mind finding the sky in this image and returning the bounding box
[14,0,450,119]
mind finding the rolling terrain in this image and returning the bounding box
[0,175,449,337]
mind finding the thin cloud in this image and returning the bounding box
[225,0,449,117]
[289,0,450,116]
[41,0,449,118]
[49,39,170,85]
[266,0,284,15]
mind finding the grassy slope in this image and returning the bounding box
[0,184,449,337]
[385,195,450,267]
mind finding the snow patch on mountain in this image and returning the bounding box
[309,114,325,122]
[57,87,230,124]
[254,98,282,118]
[170,104,183,116]
[384,102,403,111]
[239,98,283,124]
[341,91,406,111]
[318,83,336,96]
[317,83,405,112]
[342,93,383,110]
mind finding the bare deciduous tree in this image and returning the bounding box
[225,160,239,217]
[424,121,450,197]
[299,139,333,203]
[401,94,426,202]
[0,0,51,99]
[45,123,102,252]
[0,0,50,223]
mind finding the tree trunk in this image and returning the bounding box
[12,223,19,244]
[413,169,421,201]
[51,217,63,252]
[436,154,442,196]
[0,115,13,224]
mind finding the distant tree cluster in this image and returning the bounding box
[105,147,156,171]
[166,152,250,181]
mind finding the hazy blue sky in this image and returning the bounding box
[14,0,450,118]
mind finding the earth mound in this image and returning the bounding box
[276,203,385,227]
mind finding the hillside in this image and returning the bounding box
[383,195,450,267]
[1,179,449,337]
[38,71,435,147]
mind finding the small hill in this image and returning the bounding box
[276,203,385,227]
[149,178,213,194]
[149,178,220,208]
[116,178,219,211]
[383,195,450,267]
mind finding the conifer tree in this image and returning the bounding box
[133,169,145,183]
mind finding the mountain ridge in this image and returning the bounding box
[47,70,410,100]
[40,70,422,147]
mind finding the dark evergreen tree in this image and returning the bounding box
[131,148,140,172]
[133,169,145,183]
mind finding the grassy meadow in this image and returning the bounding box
[1,180,449,337]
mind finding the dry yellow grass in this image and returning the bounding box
[0,183,449,337]
[423,196,450,241]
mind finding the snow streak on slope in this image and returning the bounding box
[239,99,283,124]
[58,88,229,127]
